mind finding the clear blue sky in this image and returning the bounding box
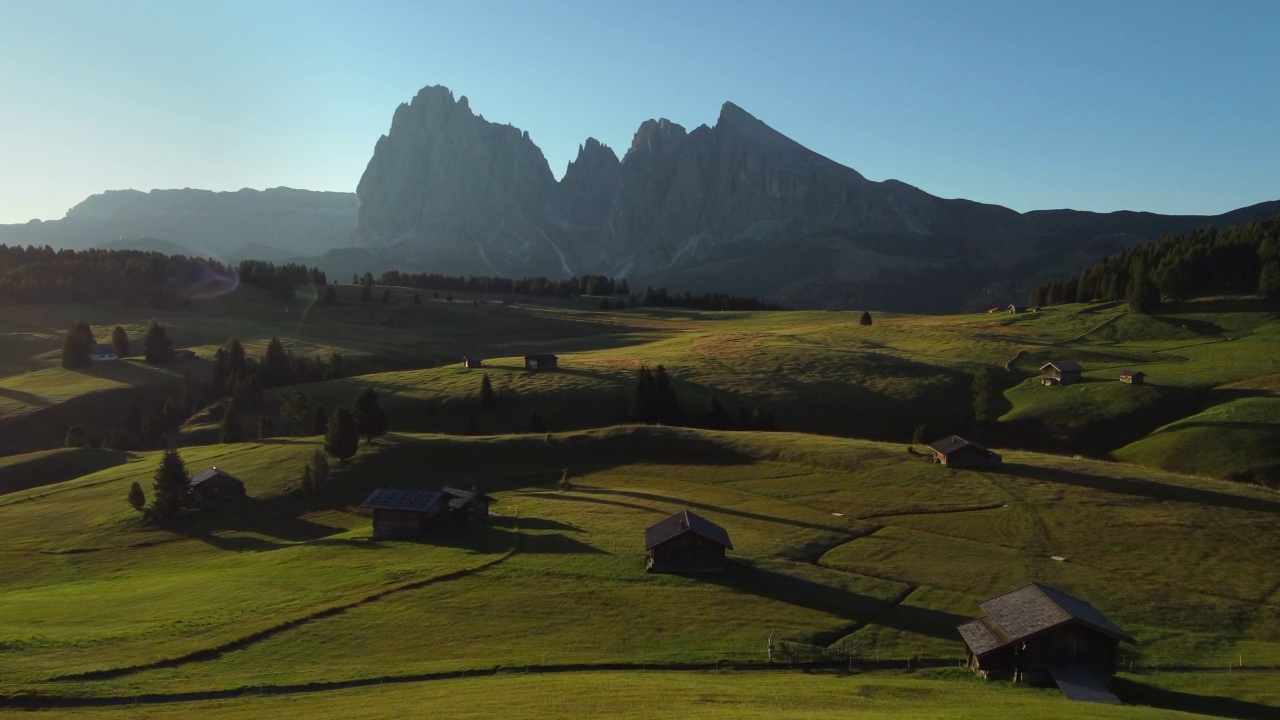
[1,0,1277,224]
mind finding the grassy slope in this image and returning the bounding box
[1,428,1277,706]
[5,670,1273,720]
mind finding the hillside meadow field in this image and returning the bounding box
[0,284,1278,717]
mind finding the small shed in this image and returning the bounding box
[173,349,196,360]
[1041,361,1083,386]
[957,583,1136,694]
[1119,370,1145,385]
[189,467,247,504]
[89,344,119,362]
[927,436,1002,469]
[463,355,484,369]
[361,488,449,540]
[441,486,494,521]
[645,509,733,574]
[524,353,559,371]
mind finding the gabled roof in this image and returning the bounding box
[525,353,558,361]
[190,467,243,488]
[960,583,1135,656]
[1119,369,1145,376]
[441,486,495,509]
[1040,361,1083,373]
[645,510,733,551]
[89,344,116,355]
[926,435,991,456]
[361,488,444,512]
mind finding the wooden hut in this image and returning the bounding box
[441,487,494,521]
[188,467,247,504]
[926,436,1002,469]
[1040,361,1083,386]
[463,355,484,369]
[361,488,449,540]
[957,583,1136,699]
[524,353,559,371]
[88,344,119,362]
[645,510,733,574]
[1119,370,1145,385]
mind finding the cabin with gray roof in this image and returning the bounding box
[441,487,494,521]
[926,436,1002,469]
[524,353,558,371]
[361,488,449,540]
[1041,361,1083,386]
[957,583,1136,699]
[645,510,733,574]
[188,467,247,504]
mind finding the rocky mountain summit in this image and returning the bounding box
[0,187,356,261]
[355,85,1280,310]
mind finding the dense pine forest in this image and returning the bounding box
[1029,214,1280,310]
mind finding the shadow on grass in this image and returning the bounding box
[1113,677,1280,720]
[999,462,1280,515]
[0,385,50,408]
[1151,420,1280,435]
[582,487,849,533]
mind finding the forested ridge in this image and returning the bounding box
[1029,215,1280,309]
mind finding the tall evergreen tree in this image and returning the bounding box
[225,337,246,376]
[859,310,873,326]
[144,320,174,364]
[630,366,656,423]
[260,336,293,387]
[303,449,330,492]
[1260,260,1280,300]
[1126,260,1160,314]
[127,481,146,512]
[279,388,310,434]
[220,406,244,443]
[327,353,344,380]
[652,365,684,425]
[971,366,999,427]
[60,323,92,368]
[352,388,387,443]
[148,448,190,524]
[111,325,130,357]
[311,404,328,435]
[325,408,360,460]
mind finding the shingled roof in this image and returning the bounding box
[927,435,989,456]
[441,486,495,510]
[1040,361,1083,373]
[189,467,243,488]
[361,488,444,512]
[644,510,733,551]
[959,583,1135,657]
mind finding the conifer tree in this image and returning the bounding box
[61,323,92,368]
[860,310,873,326]
[144,320,174,364]
[312,404,328,435]
[128,481,146,512]
[325,408,360,460]
[1126,260,1160,313]
[148,448,190,523]
[352,388,387,443]
[303,449,330,492]
[111,325,130,357]
[220,406,243,443]
[1260,260,1280,300]
[630,366,656,423]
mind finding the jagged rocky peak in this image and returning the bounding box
[626,118,689,160]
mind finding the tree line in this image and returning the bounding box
[1028,214,1280,312]
[237,259,327,300]
[0,244,233,308]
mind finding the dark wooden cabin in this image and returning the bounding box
[524,353,559,371]
[926,436,1002,469]
[463,355,483,369]
[1041,361,1083,386]
[188,467,247,504]
[441,487,494,521]
[1119,370,1145,385]
[957,583,1136,699]
[645,510,733,574]
[361,488,449,540]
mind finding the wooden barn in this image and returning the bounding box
[957,583,1136,701]
[524,353,559,371]
[88,344,119,362]
[926,436,1002,469]
[1041,361,1083,386]
[645,510,733,574]
[361,488,449,540]
[188,467,247,504]
[442,487,494,521]
[1119,370,1145,384]
[463,355,484,369]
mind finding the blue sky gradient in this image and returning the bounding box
[1,0,1276,223]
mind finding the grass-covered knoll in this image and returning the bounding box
[3,427,1278,703]
[6,670,1270,719]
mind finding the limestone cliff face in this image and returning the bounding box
[355,85,565,275]
[353,85,1280,310]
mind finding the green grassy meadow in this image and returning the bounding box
[1,287,1279,716]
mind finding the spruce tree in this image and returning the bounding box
[148,448,190,523]
[1260,260,1280,300]
[480,373,496,409]
[111,325,130,357]
[144,320,174,364]
[859,311,873,326]
[629,366,656,423]
[311,404,328,435]
[128,481,146,512]
[325,408,360,460]
[1126,260,1160,314]
[971,366,998,426]
[303,449,330,492]
[60,323,92,368]
[352,388,387,443]
[261,336,292,387]
[220,407,244,443]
